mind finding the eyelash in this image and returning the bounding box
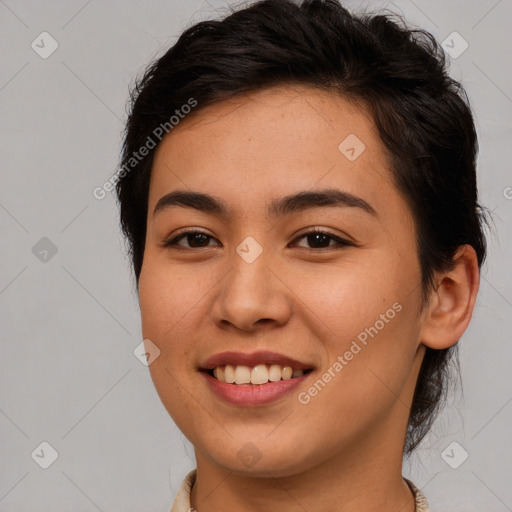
[161,228,355,251]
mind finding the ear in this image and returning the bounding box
[420,244,480,350]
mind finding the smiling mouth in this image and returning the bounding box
[204,364,314,385]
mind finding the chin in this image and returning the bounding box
[202,436,316,478]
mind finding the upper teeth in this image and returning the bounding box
[213,364,305,385]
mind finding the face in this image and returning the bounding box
[139,85,427,477]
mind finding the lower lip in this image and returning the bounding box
[201,371,312,406]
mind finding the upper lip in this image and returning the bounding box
[200,350,314,370]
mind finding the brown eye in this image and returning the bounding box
[163,231,218,249]
[291,229,354,250]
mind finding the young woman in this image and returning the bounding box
[115,1,489,510]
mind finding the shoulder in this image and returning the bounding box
[404,477,430,512]
[169,469,197,512]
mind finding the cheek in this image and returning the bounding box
[292,250,405,334]
[298,253,421,414]
[138,256,203,342]
[138,260,205,430]
[138,260,194,396]
[340,307,420,417]
[298,305,420,446]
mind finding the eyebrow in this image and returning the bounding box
[153,188,378,219]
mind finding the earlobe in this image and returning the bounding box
[420,244,480,350]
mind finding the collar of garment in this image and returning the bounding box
[170,469,429,512]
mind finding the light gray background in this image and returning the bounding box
[1,0,511,511]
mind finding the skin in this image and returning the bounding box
[138,84,480,512]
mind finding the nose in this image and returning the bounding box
[210,250,292,333]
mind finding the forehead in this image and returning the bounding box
[148,84,404,224]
